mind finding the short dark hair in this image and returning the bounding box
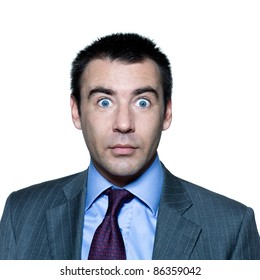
[71,33,172,113]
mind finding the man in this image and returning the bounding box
[0,33,259,260]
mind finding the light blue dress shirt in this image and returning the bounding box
[81,155,164,260]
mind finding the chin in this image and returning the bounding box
[107,159,144,177]
[109,165,140,177]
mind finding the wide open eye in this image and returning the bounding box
[97,98,112,108]
[135,98,151,108]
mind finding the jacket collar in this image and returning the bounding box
[46,170,88,259]
[152,165,202,259]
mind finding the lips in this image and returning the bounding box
[110,144,137,156]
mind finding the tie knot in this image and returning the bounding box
[105,188,134,217]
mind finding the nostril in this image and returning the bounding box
[113,108,135,133]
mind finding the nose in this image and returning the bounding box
[113,105,135,133]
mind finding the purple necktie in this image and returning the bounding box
[88,188,134,260]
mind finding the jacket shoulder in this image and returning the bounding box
[162,166,260,259]
[180,176,247,212]
[162,165,249,216]
[6,171,87,214]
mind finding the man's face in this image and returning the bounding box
[71,58,172,186]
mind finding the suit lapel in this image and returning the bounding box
[152,166,202,259]
[46,170,87,259]
[45,165,200,260]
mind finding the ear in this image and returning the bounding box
[163,99,172,131]
[70,95,82,130]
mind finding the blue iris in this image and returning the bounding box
[137,99,150,108]
[98,99,111,108]
[101,100,110,107]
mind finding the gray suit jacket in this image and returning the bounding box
[0,166,260,259]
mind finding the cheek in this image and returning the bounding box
[142,108,164,129]
[138,117,163,145]
[81,115,108,147]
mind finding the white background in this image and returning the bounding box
[0,0,259,229]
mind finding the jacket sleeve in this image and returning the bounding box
[231,207,260,259]
[0,193,17,259]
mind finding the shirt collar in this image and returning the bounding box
[85,154,163,216]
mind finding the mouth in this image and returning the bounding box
[110,144,137,156]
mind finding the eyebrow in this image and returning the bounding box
[88,87,114,98]
[133,86,159,99]
[88,86,159,99]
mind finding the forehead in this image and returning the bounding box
[81,58,162,91]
